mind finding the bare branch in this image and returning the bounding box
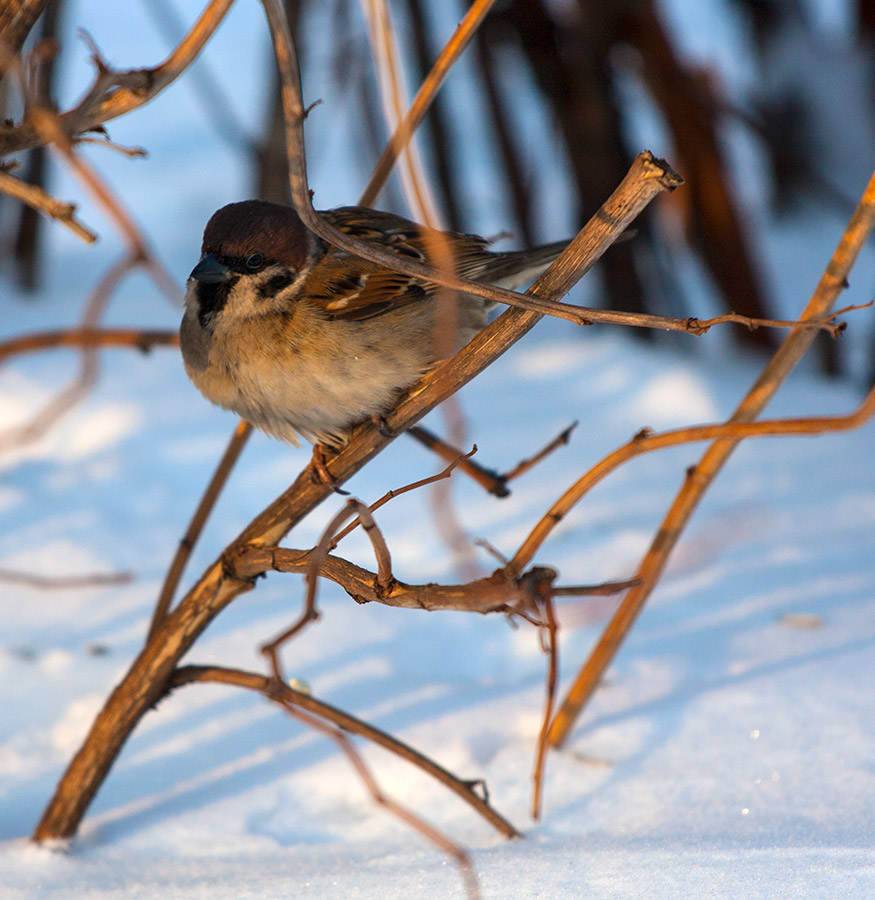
[148,420,253,641]
[512,381,875,577]
[503,421,578,483]
[0,568,133,590]
[532,593,558,821]
[359,0,496,206]
[407,427,509,496]
[0,0,237,156]
[169,664,521,841]
[0,328,178,361]
[548,165,875,745]
[0,253,129,452]
[330,446,477,546]
[0,167,97,242]
[360,0,443,225]
[32,2,678,843]
[0,1,53,74]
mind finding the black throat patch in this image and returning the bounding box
[196,276,238,328]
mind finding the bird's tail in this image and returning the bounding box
[486,239,570,291]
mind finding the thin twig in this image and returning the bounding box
[0,568,133,589]
[408,427,508,496]
[551,578,642,597]
[503,421,578,482]
[547,160,875,746]
[360,0,442,225]
[0,167,97,242]
[687,309,850,338]
[148,420,253,641]
[532,592,558,821]
[359,0,496,207]
[330,447,477,547]
[0,328,178,361]
[262,496,394,680]
[76,134,149,158]
[513,381,875,576]
[0,254,130,452]
[0,0,237,156]
[170,664,521,841]
[276,699,482,900]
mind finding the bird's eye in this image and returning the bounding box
[245,253,265,270]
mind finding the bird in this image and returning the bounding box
[180,200,569,449]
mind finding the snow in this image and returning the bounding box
[2,1,875,898]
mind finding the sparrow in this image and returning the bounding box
[180,200,568,448]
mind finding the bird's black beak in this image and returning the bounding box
[190,253,231,283]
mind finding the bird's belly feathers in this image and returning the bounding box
[190,312,433,446]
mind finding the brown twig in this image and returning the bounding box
[169,664,520,841]
[148,420,253,641]
[0,0,237,157]
[0,1,53,75]
[686,309,850,339]
[260,498,393,681]
[503,421,578,482]
[240,546,554,617]
[0,253,129,452]
[548,167,875,746]
[329,447,477,547]
[532,591,558,821]
[408,426,509,496]
[551,578,642,597]
[360,0,441,225]
[31,5,677,841]
[76,134,148,158]
[274,699,482,900]
[0,166,97,242]
[0,328,178,361]
[359,0,496,207]
[0,568,133,589]
[512,382,875,577]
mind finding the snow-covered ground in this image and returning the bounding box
[2,2,875,898]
